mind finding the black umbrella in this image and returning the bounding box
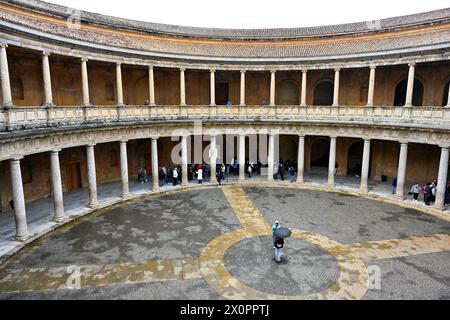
[273,227,292,240]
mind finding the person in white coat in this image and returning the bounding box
[196,167,203,184]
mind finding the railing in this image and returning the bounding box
[1,105,450,132]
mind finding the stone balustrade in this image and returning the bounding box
[1,105,450,132]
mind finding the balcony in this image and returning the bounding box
[1,105,450,133]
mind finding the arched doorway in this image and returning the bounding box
[313,81,334,106]
[347,141,364,176]
[442,80,449,107]
[277,80,299,105]
[134,76,148,105]
[394,78,424,106]
[310,137,330,168]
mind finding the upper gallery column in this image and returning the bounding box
[151,137,160,191]
[81,58,91,106]
[181,135,188,186]
[86,144,98,207]
[446,81,450,108]
[50,150,66,223]
[210,135,217,181]
[116,62,124,106]
[270,70,276,106]
[360,139,371,192]
[148,66,156,106]
[180,68,187,106]
[332,68,340,107]
[10,157,31,241]
[396,142,408,199]
[210,69,216,106]
[367,66,376,107]
[434,146,449,210]
[300,69,307,107]
[240,70,246,106]
[297,135,305,184]
[42,51,53,106]
[0,43,13,107]
[404,63,415,107]
[120,141,129,199]
[328,136,337,187]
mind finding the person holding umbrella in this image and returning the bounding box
[272,221,280,248]
[273,226,292,264]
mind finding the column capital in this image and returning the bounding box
[369,64,377,70]
[86,143,96,148]
[240,70,246,74]
[270,70,277,74]
[330,135,338,139]
[151,136,160,141]
[408,62,416,67]
[363,138,371,143]
[210,68,216,73]
[301,68,308,73]
[298,134,306,138]
[81,57,89,63]
[439,144,450,150]
[10,156,24,162]
[116,62,122,67]
[399,141,409,146]
[180,67,186,72]
[0,43,8,49]
[120,140,128,144]
[148,65,154,70]
[51,149,62,154]
[42,50,51,57]
[334,67,341,72]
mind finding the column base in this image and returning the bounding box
[121,193,131,200]
[52,215,69,224]
[295,180,305,185]
[88,202,100,209]
[327,183,336,188]
[359,187,369,193]
[209,104,216,107]
[395,194,406,200]
[433,204,445,211]
[152,186,160,193]
[12,232,34,242]
[83,103,93,108]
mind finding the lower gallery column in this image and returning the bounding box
[328,136,337,187]
[151,137,160,191]
[210,135,217,183]
[181,135,188,186]
[396,142,408,199]
[239,134,246,182]
[10,158,31,241]
[360,139,371,192]
[50,150,66,222]
[86,144,98,207]
[434,146,449,210]
[267,133,275,181]
[297,135,305,184]
[120,141,129,198]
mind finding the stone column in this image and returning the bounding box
[119,141,129,199]
[328,136,337,187]
[240,70,246,106]
[151,137,159,191]
[42,51,53,106]
[239,134,246,182]
[10,158,31,241]
[332,68,340,107]
[434,146,449,210]
[297,135,305,184]
[367,66,376,107]
[446,82,450,108]
[300,69,307,107]
[86,144,98,207]
[396,142,408,199]
[268,133,275,181]
[148,66,156,106]
[116,63,124,106]
[50,150,66,222]
[360,139,371,192]
[180,68,186,106]
[181,135,188,186]
[270,70,276,106]
[210,135,217,182]
[81,58,91,106]
[405,63,415,107]
[210,69,216,106]
[0,43,13,107]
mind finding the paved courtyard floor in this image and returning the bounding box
[0,184,449,300]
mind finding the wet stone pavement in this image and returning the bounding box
[0,186,449,300]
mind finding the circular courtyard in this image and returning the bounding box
[0,185,449,300]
